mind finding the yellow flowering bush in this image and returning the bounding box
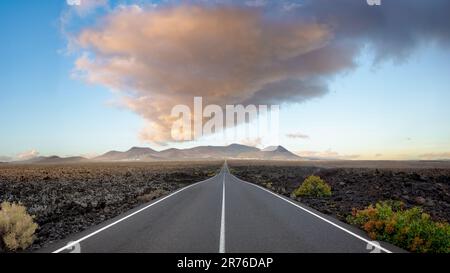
[347,201,450,253]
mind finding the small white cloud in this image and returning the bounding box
[0,156,13,162]
[16,149,40,160]
[245,0,267,7]
[286,132,310,139]
[282,2,302,11]
[419,152,450,160]
[79,153,99,159]
[239,137,263,148]
[72,0,108,16]
[297,149,360,160]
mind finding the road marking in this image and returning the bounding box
[219,173,226,253]
[52,172,221,253]
[230,173,393,253]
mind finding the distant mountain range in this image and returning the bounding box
[11,144,300,164]
[18,156,87,164]
[95,144,300,162]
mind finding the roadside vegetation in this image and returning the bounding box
[0,202,38,251]
[229,163,450,253]
[347,201,450,253]
[292,175,332,197]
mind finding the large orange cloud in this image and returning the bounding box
[69,1,450,146]
[73,5,343,144]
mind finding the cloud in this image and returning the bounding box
[78,152,99,159]
[286,132,310,139]
[298,0,450,62]
[0,156,12,162]
[70,0,108,16]
[239,137,263,148]
[419,152,450,160]
[16,149,40,160]
[244,0,267,7]
[74,5,333,144]
[297,149,360,160]
[70,1,450,144]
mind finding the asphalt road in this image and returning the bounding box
[45,163,402,253]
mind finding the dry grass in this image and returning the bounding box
[0,202,38,251]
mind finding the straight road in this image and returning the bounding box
[45,163,401,253]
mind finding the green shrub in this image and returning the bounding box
[347,201,450,253]
[293,175,332,197]
[0,202,38,251]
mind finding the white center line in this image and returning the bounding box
[219,172,226,253]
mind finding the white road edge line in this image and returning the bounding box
[230,173,393,254]
[52,172,221,253]
[219,173,226,253]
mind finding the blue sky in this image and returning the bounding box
[0,0,449,160]
[281,46,450,159]
[0,1,142,158]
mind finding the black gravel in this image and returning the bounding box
[229,163,450,223]
[0,162,221,251]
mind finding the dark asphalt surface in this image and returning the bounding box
[44,163,403,253]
